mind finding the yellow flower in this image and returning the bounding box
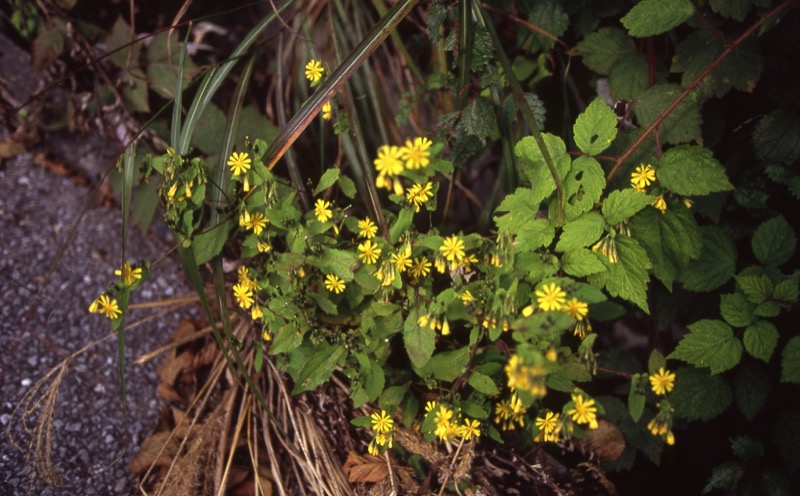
[683,197,694,209]
[441,319,450,336]
[568,393,598,429]
[649,367,676,396]
[439,235,465,263]
[535,411,560,442]
[400,137,433,170]
[410,257,431,279]
[115,261,143,286]
[233,282,254,309]
[374,260,397,287]
[257,241,272,253]
[227,151,251,176]
[371,410,394,434]
[406,182,434,212]
[322,101,332,120]
[251,305,264,320]
[305,59,324,83]
[536,283,566,312]
[522,304,535,317]
[391,250,412,273]
[357,218,378,239]
[652,195,667,213]
[461,290,476,305]
[240,211,268,235]
[434,405,453,429]
[459,419,481,440]
[631,164,656,189]
[324,273,345,294]
[373,145,404,177]
[562,297,588,321]
[425,401,437,413]
[88,294,122,319]
[262,329,271,341]
[314,199,333,223]
[357,240,381,265]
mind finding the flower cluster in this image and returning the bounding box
[372,136,433,196]
[494,394,527,431]
[648,401,676,445]
[88,293,121,320]
[524,282,592,339]
[505,354,547,398]
[425,403,481,442]
[368,409,395,455]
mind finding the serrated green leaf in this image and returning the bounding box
[630,204,702,289]
[648,349,667,374]
[588,236,652,312]
[733,362,770,421]
[574,98,619,156]
[702,461,744,494]
[710,0,757,21]
[515,134,571,194]
[609,54,651,101]
[495,188,546,229]
[309,292,338,315]
[737,274,773,303]
[194,218,235,265]
[575,27,637,75]
[562,248,606,277]
[292,343,346,394]
[755,301,780,317]
[634,84,703,145]
[315,248,358,282]
[659,145,734,195]
[781,336,800,383]
[671,367,732,421]
[672,31,763,100]
[628,373,647,422]
[416,347,469,382]
[720,293,756,327]
[743,320,779,362]
[753,109,800,166]
[669,319,743,374]
[556,212,605,252]
[468,371,500,395]
[602,189,652,225]
[562,156,606,220]
[774,278,799,304]
[313,168,340,195]
[680,226,737,292]
[621,0,694,37]
[752,216,796,267]
[403,310,436,369]
[731,436,765,465]
[459,97,499,141]
[380,383,409,411]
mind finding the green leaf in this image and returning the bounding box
[292,343,346,394]
[390,207,415,244]
[710,0,757,21]
[313,168,340,195]
[659,145,734,195]
[525,0,569,52]
[403,310,436,369]
[672,31,763,100]
[515,134,571,195]
[737,274,773,303]
[468,371,500,395]
[753,109,800,166]
[556,212,605,252]
[648,349,667,374]
[755,301,780,318]
[338,175,357,199]
[575,27,637,75]
[105,17,140,69]
[621,0,694,37]
[416,347,470,382]
[743,320,779,362]
[680,226,737,292]
[194,218,235,265]
[316,248,358,282]
[146,31,198,99]
[562,248,606,277]
[634,84,703,145]
[781,337,800,383]
[351,352,385,407]
[669,319,743,374]
[733,362,769,421]
[602,189,652,225]
[774,278,800,304]
[588,236,652,312]
[671,367,732,421]
[495,188,545,228]
[752,216,796,267]
[573,98,618,156]
[628,373,648,422]
[459,97,499,141]
[609,54,651,101]
[702,462,744,494]
[562,156,606,220]
[720,293,756,328]
[630,205,702,289]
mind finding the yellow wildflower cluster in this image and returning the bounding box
[239,210,268,235]
[505,354,547,398]
[631,164,656,192]
[305,59,324,84]
[406,182,434,212]
[115,261,143,286]
[592,234,618,263]
[648,402,676,445]
[368,409,395,455]
[88,293,121,320]
[418,313,451,336]
[494,394,526,431]
[324,274,345,294]
[428,404,480,442]
[649,367,676,396]
[232,266,258,309]
[567,392,599,429]
[373,137,433,195]
[534,411,561,442]
[526,282,592,339]
[314,199,333,223]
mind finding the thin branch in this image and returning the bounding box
[607,0,794,182]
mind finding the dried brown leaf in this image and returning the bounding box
[342,451,389,483]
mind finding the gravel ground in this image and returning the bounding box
[0,142,196,494]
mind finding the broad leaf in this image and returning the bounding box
[515,134,571,195]
[669,319,742,374]
[588,236,652,312]
[659,146,734,195]
[720,293,756,328]
[313,168,340,195]
[680,227,737,292]
[671,367,732,421]
[781,336,800,383]
[743,320,778,362]
[621,0,694,37]
[634,84,703,145]
[733,363,770,421]
[752,216,796,267]
[602,189,652,225]
[562,249,606,277]
[403,310,435,369]
[573,98,618,156]
[575,28,636,75]
[753,109,800,166]
[628,373,648,422]
[561,156,606,220]
[556,211,605,252]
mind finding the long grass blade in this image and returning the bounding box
[170,26,192,149]
[116,144,136,424]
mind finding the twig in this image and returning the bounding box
[607,0,794,182]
